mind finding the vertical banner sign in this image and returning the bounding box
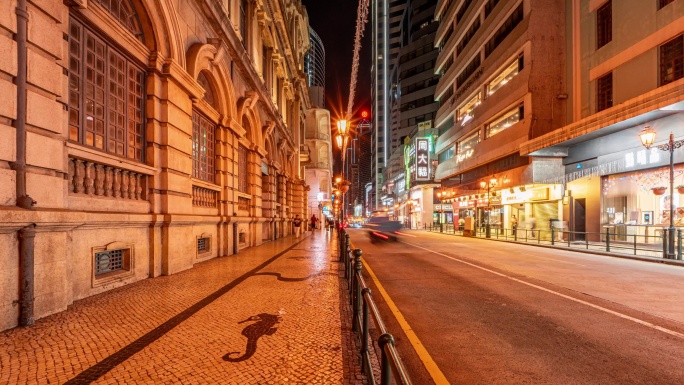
[415,138,430,181]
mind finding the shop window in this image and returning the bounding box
[596,1,612,49]
[486,104,523,138]
[458,92,481,126]
[68,17,145,162]
[660,35,683,86]
[486,54,523,97]
[192,110,216,183]
[597,72,613,112]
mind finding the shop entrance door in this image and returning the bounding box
[574,198,586,241]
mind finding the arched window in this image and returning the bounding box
[192,72,218,183]
[67,16,145,161]
[192,112,216,183]
[91,0,144,41]
[196,72,218,110]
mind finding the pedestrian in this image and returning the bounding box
[293,215,302,237]
[511,214,518,234]
[310,214,318,230]
[458,217,465,232]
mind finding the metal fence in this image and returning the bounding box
[426,223,684,260]
[338,229,412,385]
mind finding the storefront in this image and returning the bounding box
[501,184,563,239]
[600,165,684,242]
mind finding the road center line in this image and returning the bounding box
[361,257,451,385]
[404,241,684,340]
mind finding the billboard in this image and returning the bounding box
[415,138,430,181]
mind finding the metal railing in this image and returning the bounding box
[338,229,412,385]
[426,224,683,260]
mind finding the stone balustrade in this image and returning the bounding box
[192,186,218,207]
[67,157,147,200]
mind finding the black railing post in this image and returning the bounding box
[353,248,363,332]
[551,227,555,246]
[606,227,610,252]
[663,229,668,259]
[378,333,395,385]
[678,229,683,260]
[634,233,637,255]
[361,288,371,374]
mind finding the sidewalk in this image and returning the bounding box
[0,230,365,384]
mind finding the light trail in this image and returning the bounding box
[345,0,370,120]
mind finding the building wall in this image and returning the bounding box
[0,0,312,331]
[433,0,566,183]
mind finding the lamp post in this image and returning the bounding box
[639,126,684,259]
[480,178,498,238]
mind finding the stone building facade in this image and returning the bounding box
[0,0,313,331]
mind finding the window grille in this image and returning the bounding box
[660,35,683,86]
[597,72,613,112]
[95,249,124,275]
[596,1,612,49]
[91,0,144,41]
[68,17,145,162]
[238,145,249,193]
[240,0,247,42]
[192,111,216,182]
[197,237,210,253]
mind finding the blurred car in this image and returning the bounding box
[364,216,402,242]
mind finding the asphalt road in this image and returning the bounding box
[346,228,684,385]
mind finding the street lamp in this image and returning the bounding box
[480,178,498,238]
[639,126,684,259]
[336,119,349,161]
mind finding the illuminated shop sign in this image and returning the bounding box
[415,138,430,180]
[625,148,660,168]
[455,149,474,163]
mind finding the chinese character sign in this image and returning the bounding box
[415,138,430,181]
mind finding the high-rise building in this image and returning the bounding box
[371,0,407,212]
[520,0,684,243]
[305,27,326,107]
[432,0,567,232]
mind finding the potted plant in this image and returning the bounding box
[653,186,667,195]
[677,185,684,194]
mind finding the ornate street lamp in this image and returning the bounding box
[480,178,498,238]
[336,119,349,161]
[639,126,684,259]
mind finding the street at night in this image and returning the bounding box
[348,228,684,384]
[3,0,684,383]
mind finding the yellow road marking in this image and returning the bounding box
[361,256,451,385]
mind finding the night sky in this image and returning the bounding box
[301,0,372,121]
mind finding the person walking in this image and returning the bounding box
[310,215,318,230]
[511,214,518,235]
[293,215,302,237]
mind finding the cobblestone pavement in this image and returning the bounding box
[0,230,365,384]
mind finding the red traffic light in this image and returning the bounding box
[361,111,369,118]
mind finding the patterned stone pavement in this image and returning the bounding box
[0,230,365,384]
